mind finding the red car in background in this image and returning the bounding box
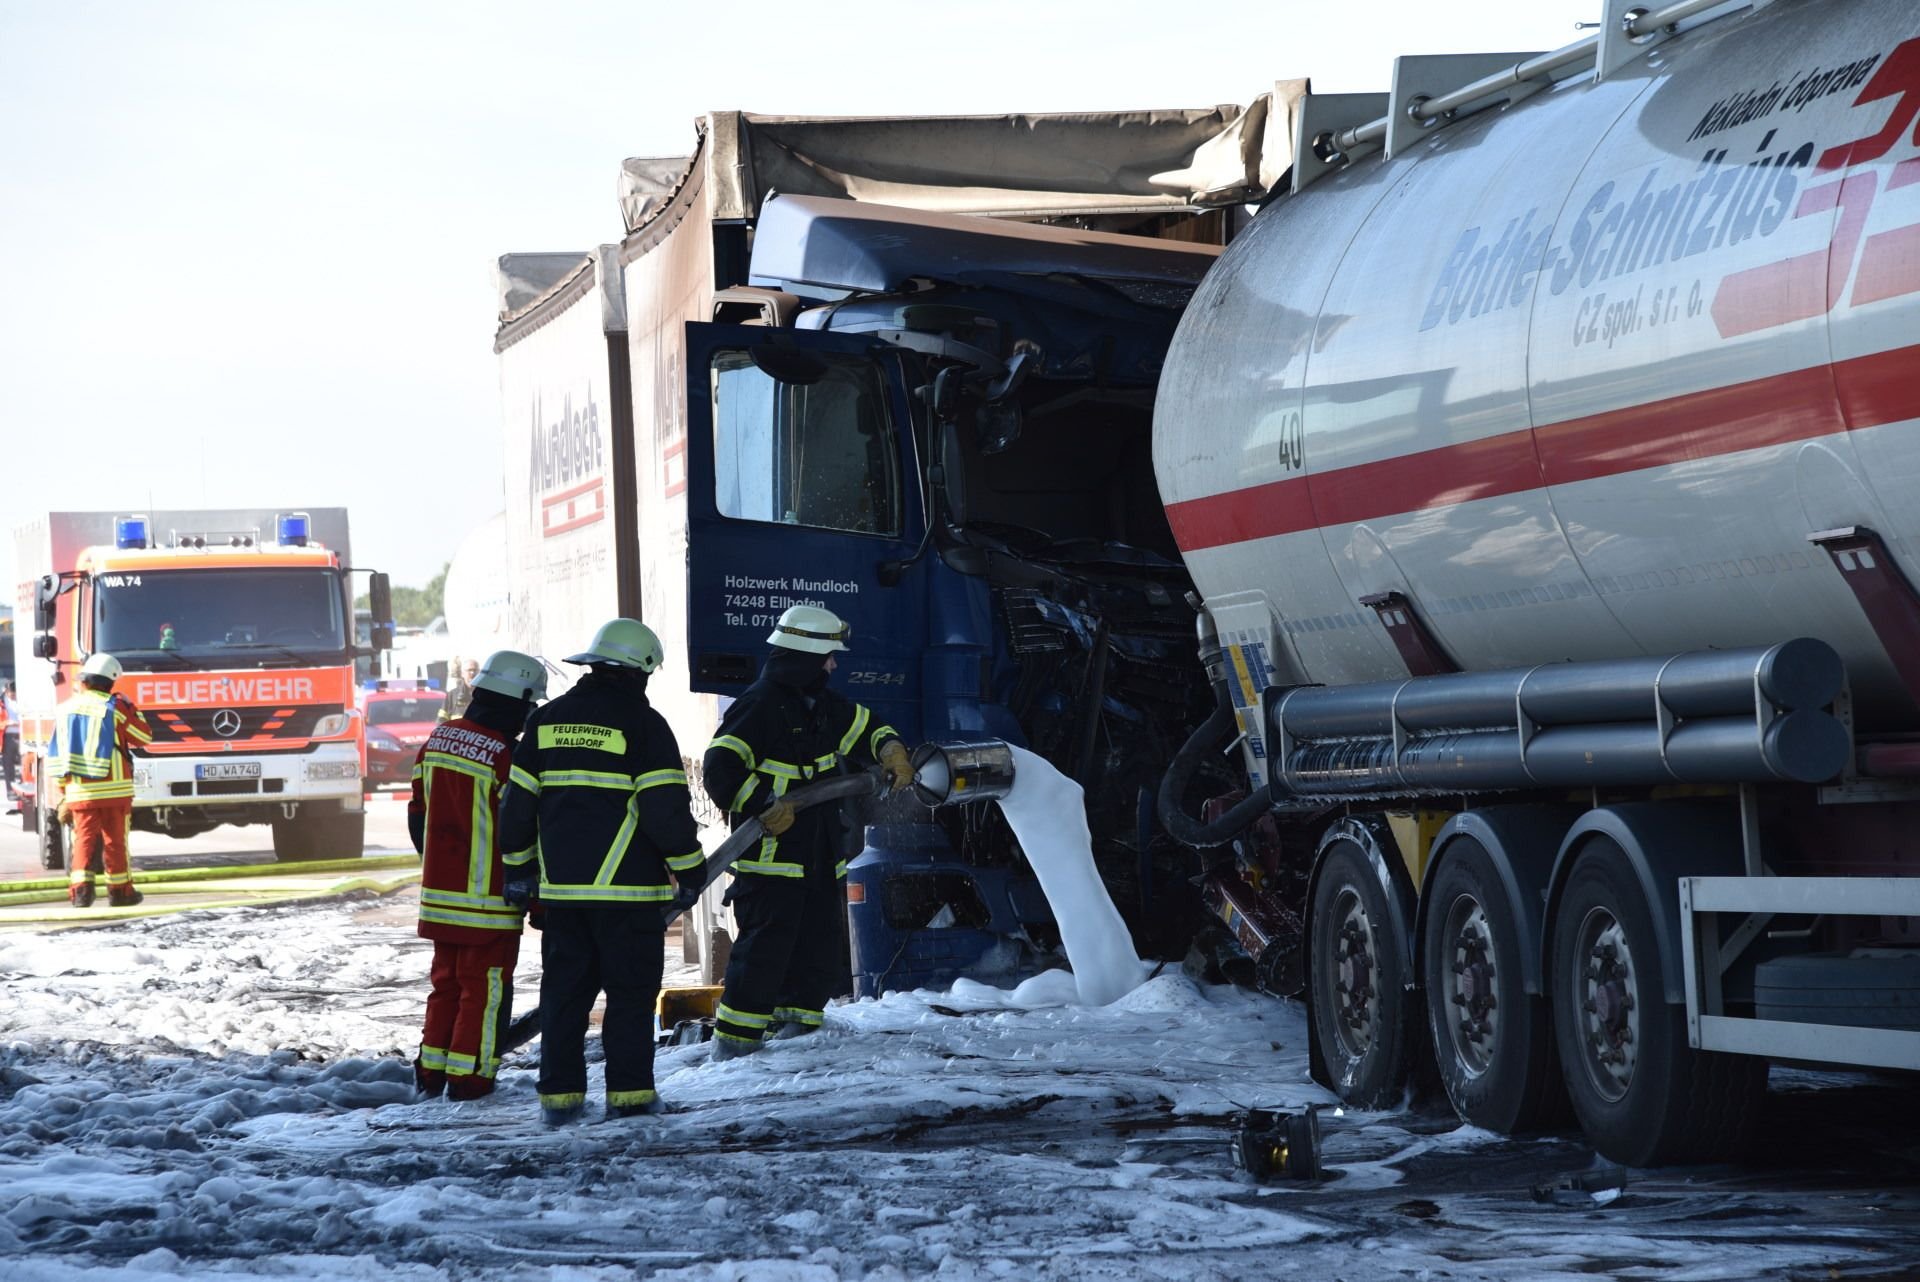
[360,682,446,788]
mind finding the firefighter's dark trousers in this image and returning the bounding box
[419,933,520,1096]
[713,858,843,1046]
[537,905,665,1109]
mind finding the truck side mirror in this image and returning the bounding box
[368,572,395,652]
[34,576,57,632]
[33,635,57,660]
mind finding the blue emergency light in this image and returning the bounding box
[115,515,150,550]
[277,512,311,547]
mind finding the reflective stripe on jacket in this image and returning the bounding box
[48,688,152,804]
[498,671,703,906]
[409,718,529,942]
[702,671,899,878]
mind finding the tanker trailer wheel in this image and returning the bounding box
[1550,839,1765,1165]
[1310,835,1415,1108]
[1421,839,1566,1133]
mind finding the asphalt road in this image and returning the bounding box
[0,786,416,881]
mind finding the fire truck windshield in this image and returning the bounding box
[92,568,348,669]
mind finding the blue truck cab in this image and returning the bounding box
[678,197,1223,990]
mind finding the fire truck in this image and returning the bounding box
[14,509,393,864]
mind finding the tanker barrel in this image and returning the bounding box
[1521,710,1849,786]
[1515,640,1844,725]
[1276,670,1527,740]
[1280,708,1850,795]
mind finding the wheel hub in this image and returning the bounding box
[1574,913,1639,1100]
[1328,891,1380,1058]
[1442,898,1499,1076]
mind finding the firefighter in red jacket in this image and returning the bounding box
[48,653,154,908]
[408,650,546,1100]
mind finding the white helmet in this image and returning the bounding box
[471,650,548,702]
[565,618,664,672]
[768,605,850,654]
[80,652,124,684]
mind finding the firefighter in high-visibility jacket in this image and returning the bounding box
[47,653,153,909]
[498,619,707,1125]
[702,605,915,1058]
[407,651,547,1101]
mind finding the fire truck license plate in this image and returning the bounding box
[196,763,263,780]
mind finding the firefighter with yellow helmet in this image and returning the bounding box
[702,604,915,1057]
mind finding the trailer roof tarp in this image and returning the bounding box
[618,88,1305,234]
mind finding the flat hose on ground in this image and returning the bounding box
[499,769,884,1055]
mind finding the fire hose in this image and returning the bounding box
[498,768,886,1055]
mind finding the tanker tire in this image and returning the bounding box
[271,818,316,862]
[1310,837,1414,1109]
[1422,840,1566,1134]
[1551,841,1765,1166]
[1753,953,1920,1030]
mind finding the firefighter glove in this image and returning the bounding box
[502,878,536,910]
[879,740,914,795]
[672,883,702,913]
[55,800,72,826]
[758,798,796,836]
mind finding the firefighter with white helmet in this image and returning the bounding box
[46,652,153,908]
[407,649,546,1101]
[498,618,706,1123]
[701,604,915,1057]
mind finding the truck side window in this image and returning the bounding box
[711,350,899,538]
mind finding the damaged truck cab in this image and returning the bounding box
[680,197,1224,985]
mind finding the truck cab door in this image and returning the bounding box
[682,322,928,741]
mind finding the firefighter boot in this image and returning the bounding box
[605,1095,665,1120]
[69,883,96,909]
[413,1059,447,1099]
[446,1075,495,1102]
[709,1034,763,1063]
[107,885,144,908]
[540,1095,586,1127]
[768,1021,819,1041]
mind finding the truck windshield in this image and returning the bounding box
[710,349,899,537]
[93,569,347,668]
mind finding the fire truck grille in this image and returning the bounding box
[145,705,343,746]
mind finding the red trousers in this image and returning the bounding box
[419,933,520,1088]
[68,798,134,889]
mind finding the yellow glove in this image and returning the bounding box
[55,800,72,826]
[879,741,914,795]
[758,799,796,836]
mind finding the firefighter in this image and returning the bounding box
[498,619,707,1124]
[408,649,546,1102]
[702,604,915,1058]
[46,653,153,908]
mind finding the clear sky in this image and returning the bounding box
[1,0,1585,592]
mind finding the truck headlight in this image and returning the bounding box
[312,713,350,737]
[305,761,360,780]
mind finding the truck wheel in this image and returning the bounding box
[271,818,315,862]
[1754,953,1920,1030]
[1310,834,1414,1108]
[1422,839,1566,1133]
[34,778,64,871]
[37,810,65,871]
[1550,839,1765,1165]
[317,811,366,859]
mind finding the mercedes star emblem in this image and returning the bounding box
[211,708,243,738]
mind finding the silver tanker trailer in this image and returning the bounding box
[1154,0,1920,1165]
